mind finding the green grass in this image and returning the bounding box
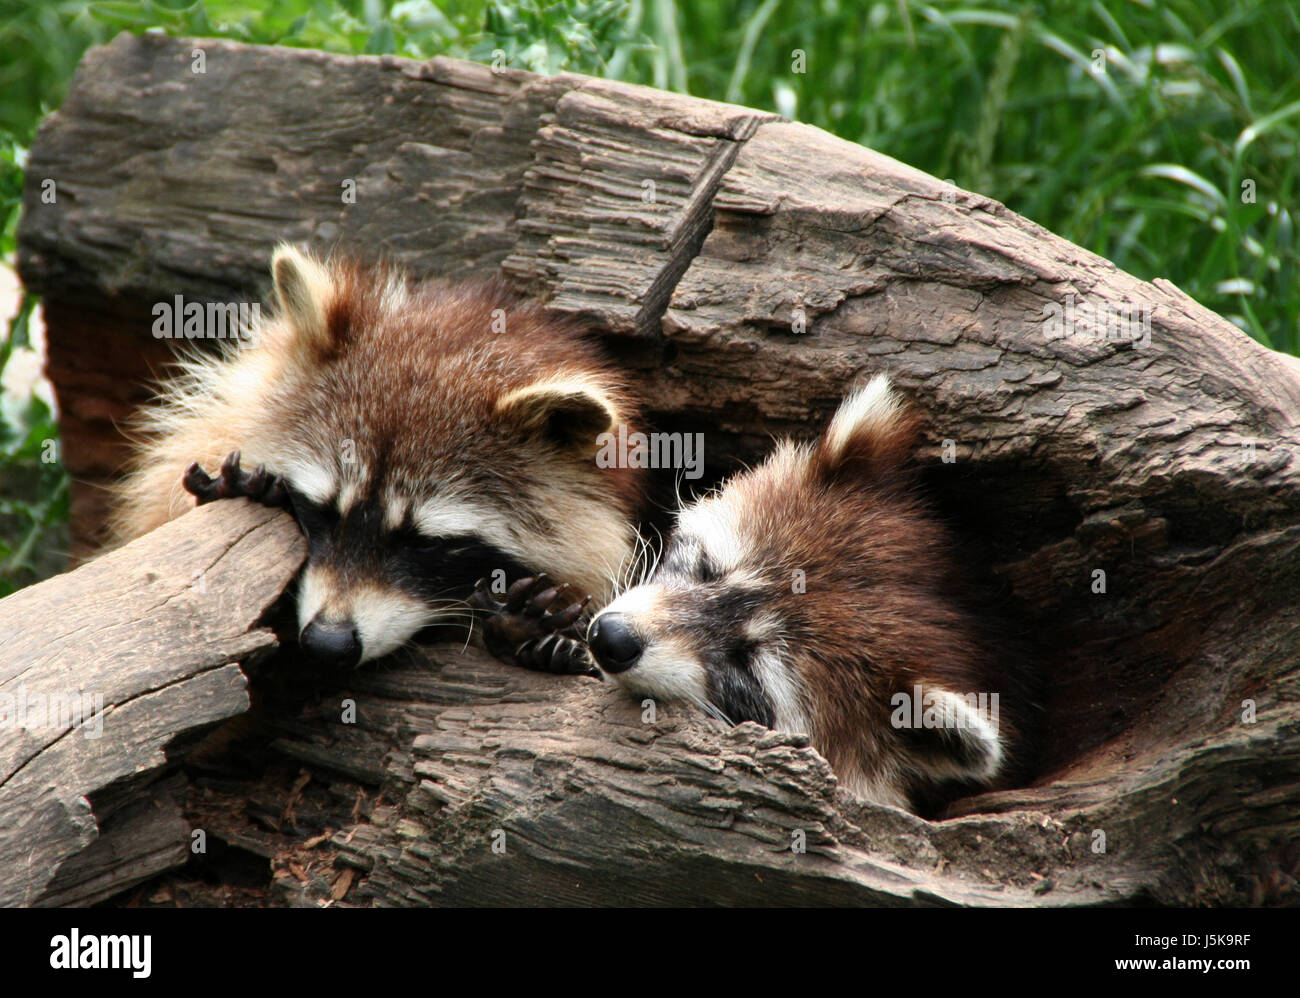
[0,294,67,596]
[0,0,1297,590]
[2,0,1297,343]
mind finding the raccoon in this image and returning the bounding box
[110,245,646,669]
[586,376,1023,812]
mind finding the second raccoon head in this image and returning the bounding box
[587,377,1004,809]
[249,246,644,667]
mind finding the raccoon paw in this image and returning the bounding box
[183,451,288,508]
[515,631,595,676]
[470,574,598,677]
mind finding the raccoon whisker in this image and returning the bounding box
[422,600,478,631]
[423,600,474,613]
[421,591,476,609]
[426,611,476,630]
[633,529,652,584]
[431,613,474,624]
[420,608,478,650]
[457,620,476,655]
[706,700,735,727]
[672,466,689,514]
[603,543,637,599]
[392,644,426,670]
[636,526,663,589]
[615,541,633,583]
[686,692,734,728]
[606,527,661,598]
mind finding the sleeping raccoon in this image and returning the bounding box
[109,245,646,669]
[585,376,1024,812]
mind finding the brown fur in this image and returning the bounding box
[250,262,645,552]
[110,248,649,661]
[591,377,1026,811]
[727,419,1012,805]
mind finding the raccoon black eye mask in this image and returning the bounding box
[109,244,648,670]
[184,462,600,670]
[586,376,1022,813]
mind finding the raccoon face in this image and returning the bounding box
[587,377,1006,808]
[285,481,534,667]
[586,491,806,731]
[271,385,633,668]
[245,245,644,669]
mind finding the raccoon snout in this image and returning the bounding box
[300,617,362,670]
[587,613,643,674]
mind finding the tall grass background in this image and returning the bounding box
[0,0,1297,591]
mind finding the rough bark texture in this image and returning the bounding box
[10,33,1300,906]
[0,500,304,906]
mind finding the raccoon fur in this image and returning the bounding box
[110,245,646,668]
[586,375,1024,812]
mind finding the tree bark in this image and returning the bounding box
[10,32,1300,906]
[0,501,303,906]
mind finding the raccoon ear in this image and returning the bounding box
[271,244,334,351]
[815,374,919,480]
[496,379,620,448]
[894,686,1003,784]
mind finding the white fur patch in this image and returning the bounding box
[743,612,783,644]
[350,587,439,662]
[593,586,714,718]
[271,244,333,348]
[919,688,1003,781]
[500,488,634,605]
[609,634,710,706]
[598,582,661,620]
[296,566,329,632]
[278,455,337,506]
[824,373,902,463]
[749,644,810,737]
[412,495,516,551]
[337,476,364,516]
[297,566,443,663]
[383,494,411,530]
[409,485,633,608]
[379,272,409,314]
[674,498,744,572]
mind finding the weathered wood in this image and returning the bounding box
[0,500,304,906]
[35,774,191,908]
[243,640,1294,907]
[12,33,1300,906]
[17,33,776,548]
[324,653,1105,907]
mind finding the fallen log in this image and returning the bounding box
[8,32,1300,906]
[0,501,303,906]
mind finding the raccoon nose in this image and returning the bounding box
[300,618,362,669]
[587,613,643,674]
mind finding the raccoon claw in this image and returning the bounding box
[540,592,590,633]
[471,574,598,676]
[516,632,595,676]
[183,450,288,508]
[504,573,550,613]
[182,462,219,503]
